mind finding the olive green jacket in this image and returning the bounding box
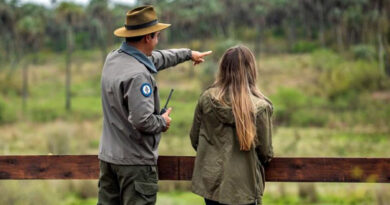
[190,88,274,205]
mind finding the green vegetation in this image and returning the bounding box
[0,46,389,204]
[1,0,390,204]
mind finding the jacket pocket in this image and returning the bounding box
[134,181,158,196]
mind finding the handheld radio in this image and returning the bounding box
[160,89,174,115]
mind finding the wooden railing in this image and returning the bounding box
[0,155,389,182]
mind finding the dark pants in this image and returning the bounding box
[97,160,158,205]
[205,198,257,205]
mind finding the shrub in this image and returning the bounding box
[291,109,328,127]
[351,44,376,61]
[0,69,22,96]
[270,87,308,125]
[319,60,384,99]
[46,127,70,155]
[332,91,359,110]
[311,49,342,71]
[291,41,319,53]
[270,87,331,127]
[30,106,61,122]
[29,100,68,122]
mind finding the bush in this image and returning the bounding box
[291,109,328,127]
[319,60,384,99]
[312,49,386,98]
[351,44,376,61]
[0,69,22,96]
[271,87,308,109]
[270,87,332,127]
[311,49,342,71]
[46,126,70,155]
[332,91,359,110]
[270,87,309,125]
[30,106,63,122]
[291,41,319,53]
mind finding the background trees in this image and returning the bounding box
[55,2,84,111]
[0,0,388,57]
[0,0,389,112]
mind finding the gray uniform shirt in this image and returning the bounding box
[99,46,192,165]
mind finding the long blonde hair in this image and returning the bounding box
[212,45,264,151]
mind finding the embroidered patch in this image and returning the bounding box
[140,83,152,97]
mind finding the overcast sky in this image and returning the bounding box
[19,0,136,7]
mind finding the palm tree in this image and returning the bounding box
[16,3,45,111]
[87,0,112,65]
[55,2,84,111]
[0,0,18,65]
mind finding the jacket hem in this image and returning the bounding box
[191,187,261,205]
[98,153,157,165]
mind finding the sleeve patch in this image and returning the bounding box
[140,83,152,97]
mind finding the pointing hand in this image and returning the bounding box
[191,51,212,66]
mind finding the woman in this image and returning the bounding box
[190,45,274,205]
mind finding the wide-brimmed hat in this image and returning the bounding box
[114,5,170,38]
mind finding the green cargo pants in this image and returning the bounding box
[97,160,159,205]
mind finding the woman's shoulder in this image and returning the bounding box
[198,87,217,102]
[252,95,273,115]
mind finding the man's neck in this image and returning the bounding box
[126,42,148,55]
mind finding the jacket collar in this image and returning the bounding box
[119,42,157,73]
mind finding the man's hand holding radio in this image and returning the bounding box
[162,107,172,132]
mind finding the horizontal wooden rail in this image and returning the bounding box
[0,155,389,182]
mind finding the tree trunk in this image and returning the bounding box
[317,0,325,47]
[336,23,344,52]
[287,23,296,52]
[65,26,74,111]
[22,62,28,112]
[254,16,264,54]
[100,31,107,67]
[101,43,107,67]
[11,34,20,70]
[378,33,385,74]
[376,0,389,76]
[96,20,107,67]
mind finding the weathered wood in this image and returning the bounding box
[265,158,390,183]
[0,155,99,179]
[0,155,389,182]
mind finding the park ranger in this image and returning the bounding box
[97,5,211,205]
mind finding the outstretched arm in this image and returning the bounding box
[150,49,212,71]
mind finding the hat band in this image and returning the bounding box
[125,19,158,30]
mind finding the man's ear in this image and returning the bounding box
[144,34,152,43]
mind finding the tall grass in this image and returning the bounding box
[0,45,389,204]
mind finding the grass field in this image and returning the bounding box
[0,45,389,204]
